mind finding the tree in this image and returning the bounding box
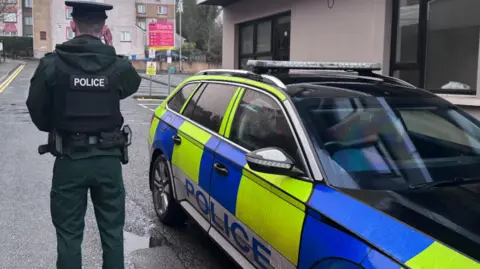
[208,20,222,62]
[181,41,197,58]
[175,0,222,58]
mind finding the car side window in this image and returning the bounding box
[229,89,302,167]
[182,84,206,118]
[185,83,238,133]
[167,83,198,113]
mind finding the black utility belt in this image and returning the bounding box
[65,131,126,150]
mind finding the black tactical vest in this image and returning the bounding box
[52,56,123,134]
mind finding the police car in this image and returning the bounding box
[147,60,480,269]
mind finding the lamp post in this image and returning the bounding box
[178,0,183,73]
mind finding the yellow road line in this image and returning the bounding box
[0,65,25,94]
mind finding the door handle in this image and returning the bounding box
[213,163,229,177]
[172,135,182,145]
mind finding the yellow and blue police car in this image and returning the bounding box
[147,60,480,269]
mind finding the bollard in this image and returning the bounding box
[149,75,152,97]
[168,71,171,94]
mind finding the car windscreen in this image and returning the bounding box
[293,96,480,190]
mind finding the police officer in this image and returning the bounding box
[26,1,141,269]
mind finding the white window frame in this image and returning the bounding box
[137,20,146,30]
[24,16,32,26]
[4,12,16,23]
[120,31,131,42]
[157,6,167,15]
[66,7,73,20]
[5,0,16,3]
[137,4,145,14]
[24,0,32,7]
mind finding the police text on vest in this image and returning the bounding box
[74,77,105,87]
[70,75,109,90]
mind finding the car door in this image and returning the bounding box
[209,87,313,269]
[170,82,241,229]
[152,82,199,162]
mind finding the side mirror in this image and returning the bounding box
[246,147,300,176]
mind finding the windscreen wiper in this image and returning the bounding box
[409,177,480,190]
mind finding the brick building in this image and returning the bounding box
[33,0,177,59]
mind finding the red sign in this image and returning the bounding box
[148,22,174,50]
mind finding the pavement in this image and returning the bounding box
[0,61,237,268]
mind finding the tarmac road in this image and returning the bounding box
[0,61,237,269]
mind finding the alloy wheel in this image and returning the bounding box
[153,160,171,216]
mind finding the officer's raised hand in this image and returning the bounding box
[102,25,113,46]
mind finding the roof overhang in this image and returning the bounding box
[197,0,239,7]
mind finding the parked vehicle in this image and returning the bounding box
[147,60,480,269]
[155,50,188,62]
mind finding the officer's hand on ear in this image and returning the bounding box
[103,25,113,46]
[70,20,77,34]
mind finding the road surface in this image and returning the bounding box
[0,61,237,269]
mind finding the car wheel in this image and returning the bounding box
[151,154,186,227]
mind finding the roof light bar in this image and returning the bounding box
[247,60,382,72]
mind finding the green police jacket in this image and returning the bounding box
[26,34,142,160]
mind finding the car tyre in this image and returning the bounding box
[151,154,186,227]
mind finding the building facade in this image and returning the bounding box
[136,0,175,30]
[136,0,182,51]
[33,0,177,59]
[199,0,480,105]
[0,0,24,37]
[32,0,52,57]
[22,0,33,36]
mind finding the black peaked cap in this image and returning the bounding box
[65,1,113,19]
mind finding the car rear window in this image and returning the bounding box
[167,83,198,113]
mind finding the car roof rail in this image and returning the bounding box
[247,60,415,88]
[359,72,416,88]
[195,69,286,89]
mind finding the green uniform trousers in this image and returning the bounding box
[50,155,125,269]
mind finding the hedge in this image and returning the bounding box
[0,36,33,57]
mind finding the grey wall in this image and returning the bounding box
[222,0,392,73]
